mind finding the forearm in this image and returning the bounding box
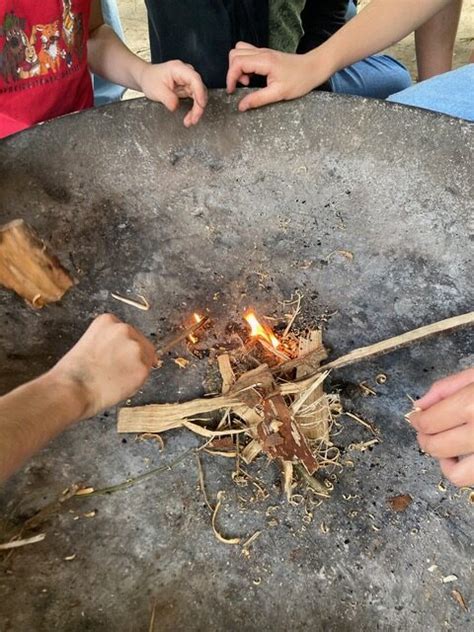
[88,24,148,92]
[0,372,86,482]
[308,0,454,77]
[415,0,463,81]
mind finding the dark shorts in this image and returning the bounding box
[144,0,349,89]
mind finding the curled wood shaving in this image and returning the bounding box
[0,533,46,550]
[212,491,240,545]
[111,292,150,311]
[241,530,261,556]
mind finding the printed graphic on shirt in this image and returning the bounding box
[0,1,86,89]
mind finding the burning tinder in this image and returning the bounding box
[244,309,289,361]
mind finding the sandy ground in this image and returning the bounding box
[118,0,473,99]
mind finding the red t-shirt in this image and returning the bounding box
[0,1,92,138]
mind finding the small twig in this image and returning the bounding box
[196,454,213,512]
[74,448,194,497]
[344,411,378,436]
[156,316,209,356]
[149,598,157,632]
[0,533,46,551]
[111,292,150,311]
[283,291,303,338]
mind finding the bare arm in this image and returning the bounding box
[227,0,456,111]
[308,0,455,78]
[415,0,463,81]
[87,0,207,126]
[0,314,155,483]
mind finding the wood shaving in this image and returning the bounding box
[325,249,354,262]
[211,491,240,545]
[75,487,95,496]
[345,412,378,435]
[376,373,387,384]
[137,433,165,450]
[358,381,376,397]
[83,511,96,518]
[348,439,379,452]
[320,522,329,534]
[0,534,46,550]
[442,575,458,583]
[174,357,190,369]
[111,292,150,311]
[64,554,76,561]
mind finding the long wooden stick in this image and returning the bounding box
[323,311,473,371]
[118,311,474,432]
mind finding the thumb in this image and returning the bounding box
[238,84,282,111]
[153,84,180,112]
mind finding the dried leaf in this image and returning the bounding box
[451,589,468,612]
[387,494,413,512]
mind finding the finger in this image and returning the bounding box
[417,424,474,459]
[238,84,283,111]
[410,383,474,434]
[226,54,270,93]
[174,68,208,109]
[239,74,250,86]
[127,327,156,368]
[440,454,474,487]
[417,368,474,409]
[235,41,258,50]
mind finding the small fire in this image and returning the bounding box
[189,312,203,343]
[244,309,280,349]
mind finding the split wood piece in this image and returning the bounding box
[118,395,241,432]
[217,354,235,395]
[156,316,209,356]
[296,330,330,442]
[255,365,318,474]
[0,219,74,307]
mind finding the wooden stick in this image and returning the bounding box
[322,311,474,372]
[156,316,208,356]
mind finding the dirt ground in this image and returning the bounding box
[118,0,473,99]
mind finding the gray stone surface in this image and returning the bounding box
[0,92,473,631]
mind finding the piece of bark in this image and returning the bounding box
[256,367,318,474]
[241,439,263,464]
[0,219,74,307]
[296,330,330,442]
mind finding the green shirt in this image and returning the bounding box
[269,0,307,53]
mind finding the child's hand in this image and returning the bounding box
[226,42,328,112]
[410,368,474,487]
[139,60,208,127]
[49,314,156,419]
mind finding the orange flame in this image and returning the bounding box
[188,312,203,343]
[243,310,280,349]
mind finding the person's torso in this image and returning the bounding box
[0,0,92,139]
